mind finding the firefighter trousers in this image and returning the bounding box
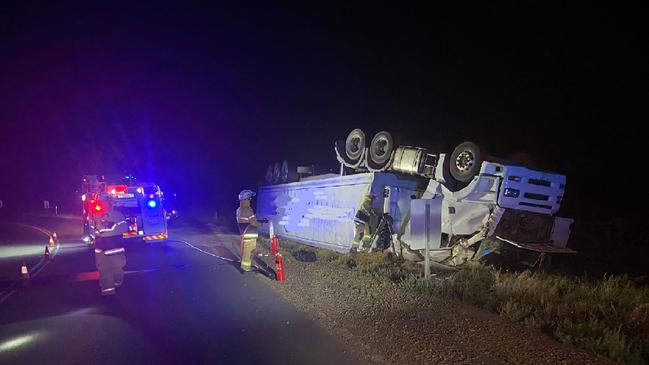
[95,249,126,294]
[240,226,260,272]
[352,222,371,250]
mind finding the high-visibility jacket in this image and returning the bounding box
[354,198,375,225]
[236,206,257,236]
[91,208,129,251]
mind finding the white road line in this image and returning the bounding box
[8,222,61,272]
[0,222,62,305]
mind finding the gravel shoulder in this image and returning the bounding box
[172,226,614,365]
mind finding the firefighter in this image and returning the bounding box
[91,194,128,296]
[351,194,377,252]
[236,189,264,272]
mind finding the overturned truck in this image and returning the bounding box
[258,129,574,266]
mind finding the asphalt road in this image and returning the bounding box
[0,216,361,365]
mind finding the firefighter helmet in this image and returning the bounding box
[238,189,256,201]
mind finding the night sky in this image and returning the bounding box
[0,3,641,220]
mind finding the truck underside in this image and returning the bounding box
[257,130,574,267]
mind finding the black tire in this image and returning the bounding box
[281,161,300,183]
[265,164,274,184]
[272,162,281,184]
[280,160,289,183]
[345,129,366,162]
[448,141,485,183]
[368,131,394,166]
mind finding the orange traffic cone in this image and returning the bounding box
[49,236,55,248]
[271,237,279,256]
[44,245,51,260]
[20,262,30,279]
[275,254,285,281]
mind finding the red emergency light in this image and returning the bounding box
[106,185,128,195]
[88,194,105,213]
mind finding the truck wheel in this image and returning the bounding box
[265,164,274,184]
[368,131,394,166]
[280,160,299,183]
[272,162,281,184]
[345,128,366,162]
[280,160,289,183]
[448,141,485,183]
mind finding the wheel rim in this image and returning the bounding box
[345,129,365,160]
[273,163,280,182]
[265,165,273,183]
[281,161,288,182]
[455,150,475,173]
[370,131,393,164]
[348,137,361,154]
[373,139,387,158]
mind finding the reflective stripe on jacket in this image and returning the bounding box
[92,209,129,238]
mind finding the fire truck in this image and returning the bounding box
[81,175,168,243]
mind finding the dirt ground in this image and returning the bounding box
[174,226,615,365]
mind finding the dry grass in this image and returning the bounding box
[270,238,649,363]
[401,266,649,364]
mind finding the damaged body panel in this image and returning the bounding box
[257,172,427,252]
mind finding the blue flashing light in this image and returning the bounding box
[147,200,157,208]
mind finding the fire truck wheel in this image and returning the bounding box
[448,141,485,183]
